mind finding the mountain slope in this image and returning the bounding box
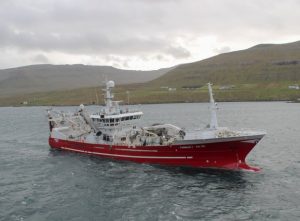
[150,41,300,87]
[1,41,300,106]
[0,64,173,97]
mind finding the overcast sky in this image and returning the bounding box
[0,0,299,70]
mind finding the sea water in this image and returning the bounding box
[0,102,299,220]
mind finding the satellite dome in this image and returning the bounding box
[106,80,115,88]
[79,104,84,110]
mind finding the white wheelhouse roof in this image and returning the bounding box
[90,111,143,119]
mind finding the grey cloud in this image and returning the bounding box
[0,24,169,55]
[165,46,191,59]
[32,54,49,63]
[213,46,231,54]
[2,1,300,47]
[155,54,169,61]
[0,0,299,68]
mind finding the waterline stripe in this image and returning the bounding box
[115,148,158,152]
[60,146,193,159]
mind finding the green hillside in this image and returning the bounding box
[149,41,300,87]
[0,41,300,106]
[0,64,172,97]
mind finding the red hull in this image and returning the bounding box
[49,136,262,171]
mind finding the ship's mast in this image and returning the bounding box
[102,80,115,114]
[208,83,218,129]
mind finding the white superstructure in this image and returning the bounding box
[90,80,143,129]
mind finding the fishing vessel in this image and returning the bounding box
[47,81,265,171]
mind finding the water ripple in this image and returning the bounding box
[1,103,300,220]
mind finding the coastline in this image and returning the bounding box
[0,83,299,107]
[0,100,296,108]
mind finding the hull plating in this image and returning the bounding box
[49,136,262,171]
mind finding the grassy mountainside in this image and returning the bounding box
[0,64,173,97]
[0,41,299,106]
[149,41,300,87]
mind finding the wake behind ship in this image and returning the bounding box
[47,81,265,171]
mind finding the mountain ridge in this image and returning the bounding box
[0,40,299,105]
[149,40,300,87]
[0,64,174,97]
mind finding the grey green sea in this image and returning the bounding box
[0,102,299,220]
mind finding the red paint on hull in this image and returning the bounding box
[49,137,261,171]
